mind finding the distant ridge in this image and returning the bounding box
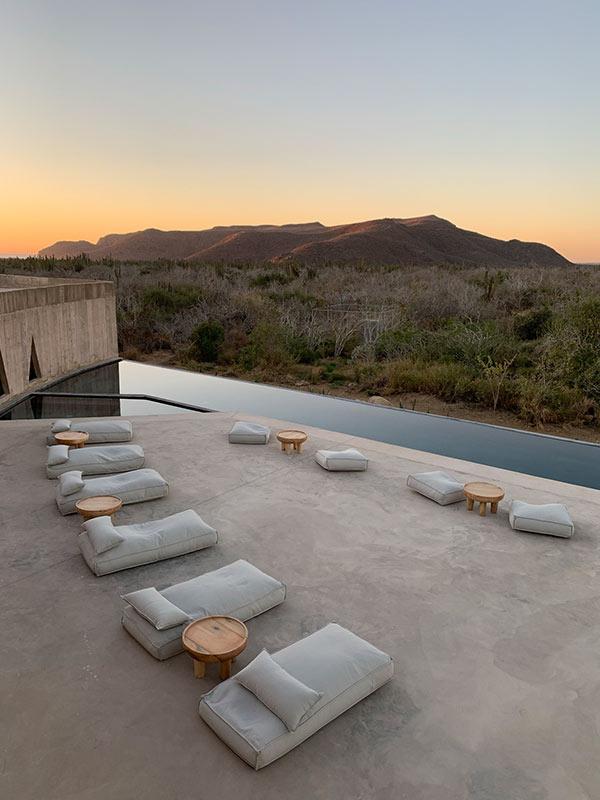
[39,216,572,267]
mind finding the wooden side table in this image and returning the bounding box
[75,495,123,521]
[182,616,248,680]
[277,430,308,453]
[55,431,89,448]
[464,482,505,516]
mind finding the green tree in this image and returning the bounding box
[191,321,225,362]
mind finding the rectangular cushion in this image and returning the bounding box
[407,471,465,505]
[121,560,286,660]
[46,444,145,478]
[79,509,217,576]
[314,448,368,472]
[47,418,133,445]
[229,421,271,444]
[199,623,393,769]
[56,468,168,515]
[509,500,574,538]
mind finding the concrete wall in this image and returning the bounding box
[0,274,118,406]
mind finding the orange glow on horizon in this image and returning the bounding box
[1,145,598,263]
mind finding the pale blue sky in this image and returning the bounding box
[1,0,598,259]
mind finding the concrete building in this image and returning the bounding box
[0,274,118,409]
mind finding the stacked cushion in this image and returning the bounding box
[407,471,465,505]
[228,421,271,444]
[79,509,218,575]
[47,418,133,445]
[46,444,145,478]
[199,623,393,769]
[55,468,169,515]
[121,560,286,660]
[315,448,368,471]
[509,500,574,538]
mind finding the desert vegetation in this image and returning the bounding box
[3,255,600,434]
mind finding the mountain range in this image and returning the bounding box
[39,216,571,267]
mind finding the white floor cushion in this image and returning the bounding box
[229,421,271,444]
[55,468,169,515]
[199,623,394,769]
[407,471,465,505]
[46,444,144,478]
[79,509,218,575]
[121,560,286,660]
[509,500,574,538]
[314,448,368,472]
[47,418,133,445]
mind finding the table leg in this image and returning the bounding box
[491,502,498,514]
[193,660,206,679]
[466,497,474,511]
[219,659,232,680]
[479,501,486,516]
[294,441,303,453]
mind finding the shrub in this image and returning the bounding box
[543,298,600,402]
[386,360,482,403]
[433,320,516,365]
[375,324,420,360]
[238,321,292,371]
[286,335,320,364]
[190,321,225,362]
[218,326,249,364]
[513,308,552,340]
[517,380,588,426]
[249,271,291,288]
[142,285,203,316]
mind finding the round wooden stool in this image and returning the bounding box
[75,495,123,521]
[182,616,248,680]
[464,482,505,516]
[277,430,308,454]
[54,431,89,448]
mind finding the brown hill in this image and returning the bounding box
[39,216,571,267]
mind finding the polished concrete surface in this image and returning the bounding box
[1,413,599,800]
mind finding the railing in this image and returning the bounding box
[31,391,214,413]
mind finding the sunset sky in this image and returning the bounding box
[1,0,598,261]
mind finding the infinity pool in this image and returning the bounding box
[3,359,600,489]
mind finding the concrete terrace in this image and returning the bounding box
[1,412,600,800]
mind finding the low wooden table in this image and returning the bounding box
[277,429,308,453]
[75,495,123,521]
[182,616,248,680]
[464,482,505,516]
[54,431,89,448]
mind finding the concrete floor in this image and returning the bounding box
[1,412,600,800]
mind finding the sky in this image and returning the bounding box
[1,0,598,261]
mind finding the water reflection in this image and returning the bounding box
[1,362,121,420]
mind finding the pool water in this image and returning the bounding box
[3,359,600,489]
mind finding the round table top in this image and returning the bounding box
[276,429,308,444]
[463,482,505,502]
[182,616,248,662]
[55,430,90,446]
[75,495,123,516]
